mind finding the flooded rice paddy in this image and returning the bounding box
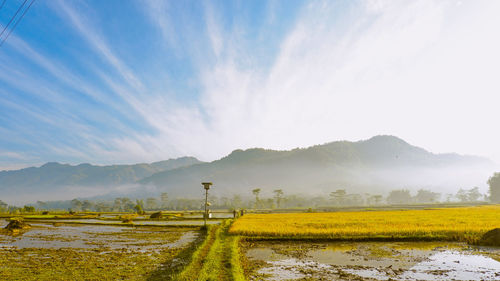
[0,218,202,280]
[0,220,197,251]
[22,218,222,226]
[244,241,500,280]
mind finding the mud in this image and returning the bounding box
[243,241,500,280]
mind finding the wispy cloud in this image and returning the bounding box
[172,0,500,160]
[143,0,179,52]
[2,0,500,168]
[55,0,145,94]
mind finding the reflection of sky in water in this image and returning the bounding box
[247,242,500,281]
[0,223,197,252]
[399,251,500,280]
[22,219,221,225]
[345,251,500,280]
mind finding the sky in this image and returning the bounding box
[1,0,500,171]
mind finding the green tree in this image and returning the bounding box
[231,195,243,209]
[252,188,261,208]
[387,189,412,204]
[414,189,440,203]
[488,172,500,203]
[113,198,123,211]
[146,198,158,210]
[367,195,383,205]
[134,199,145,214]
[121,198,135,212]
[456,188,468,202]
[264,198,275,209]
[71,199,83,211]
[23,205,35,213]
[330,189,347,206]
[467,187,481,202]
[160,192,169,208]
[36,201,47,210]
[273,189,284,208]
[0,200,8,213]
[95,201,111,212]
[82,200,93,211]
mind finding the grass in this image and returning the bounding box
[176,220,245,281]
[177,225,218,280]
[229,205,500,243]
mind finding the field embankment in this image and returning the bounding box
[177,220,245,281]
[229,205,500,243]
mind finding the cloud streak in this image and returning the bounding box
[1,0,500,170]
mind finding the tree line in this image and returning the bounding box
[2,172,500,213]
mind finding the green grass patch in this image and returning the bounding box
[176,219,245,281]
[177,225,218,280]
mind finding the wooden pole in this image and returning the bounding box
[202,182,212,227]
[204,187,208,227]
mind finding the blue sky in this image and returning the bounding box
[1,0,500,170]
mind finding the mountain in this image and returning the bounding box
[140,136,494,197]
[0,157,202,200]
[1,136,495,204]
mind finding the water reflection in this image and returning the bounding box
[245,241,500,280]
[0,222,198,252]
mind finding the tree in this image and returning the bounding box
[488,172,500,203]
[231,195,243,208]
[161,193,169,208]
[37,201,47,210]
[220,196,230,208]
[387,189,412,204]
[263,198,275,209]
[445,193,454,202]
[273,189,284,208]
[456,188,468,202]
[134,199,145,215]
[23,205,35,213]
[71,199,83,211]
[113,198,122,212]
[0,200,7,213]
[414,189,440,203]
[467,187,481,202]
[329,189,347,206]
[146,198,158,210]
[82,200,93,211]
[346,193,363,206]
[252,188,261,208]
[95,201,111,212]
[367,195,383,205]
[121,198,135,212]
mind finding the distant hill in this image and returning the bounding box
[0,157,202,193]
[1,136,495,205]
[140,136,493,197]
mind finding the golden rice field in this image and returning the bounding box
[229,205,500,243]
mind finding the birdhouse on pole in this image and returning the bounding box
[202,182,213,227]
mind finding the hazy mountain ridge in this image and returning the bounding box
[140,136,493,197]
[0,157,202,190]
[0,136,494,203]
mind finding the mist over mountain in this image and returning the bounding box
[0,157,202,204]
[141,136,494,198]
[0,136,495,205]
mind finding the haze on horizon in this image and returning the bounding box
[1,0,500,171]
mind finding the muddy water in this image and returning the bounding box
[244,241,500,280]
[20,218,222,225]
[0,219,198,252]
